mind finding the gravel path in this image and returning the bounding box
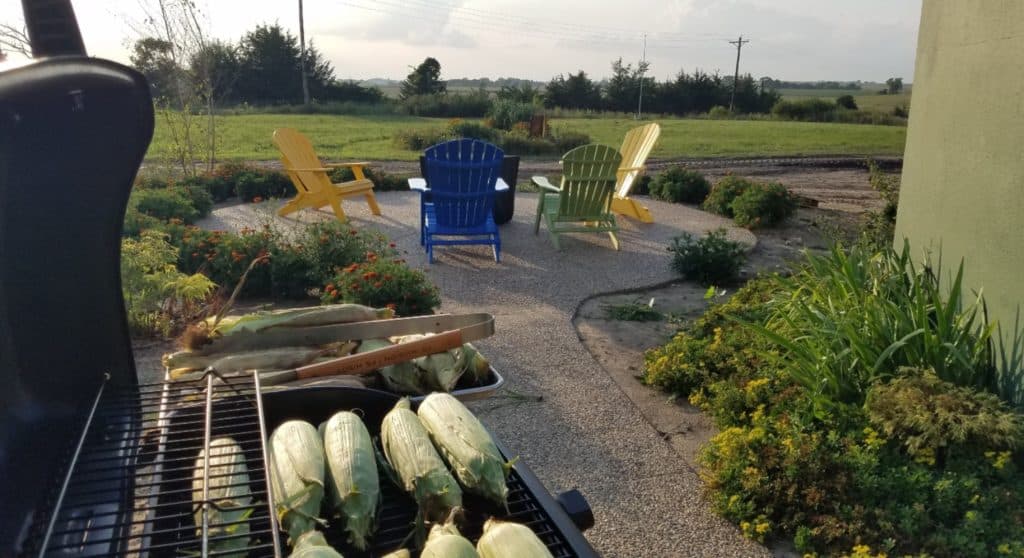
[196,191,768,558]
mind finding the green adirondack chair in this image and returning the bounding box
[532,144,623,250]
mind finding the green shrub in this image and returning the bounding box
[702,175,754,217]
[329,166,410,191]
[730,181,797,228]
[392,127,449,150]
[551,129,591,153]
[171,179,215,218]
[668,228,746,285]
[498,133,555,156]
[123,208,163,236]
[708,105,732,119]
[649,166,711,204]
[771,98,837,122]
[836,94,858,110]
[299,220,394,282]
[234,168,295,202]
[858,160,901,251]
[865,370,1024,463]
[399,91,492,117]
[120,230,215,336]
[488,99,535,130]
[445,119,501,142]
[322,255,440,317]
[134,175,173,189]
[632,174,652,196]
[893,104,909,118]
[130,188,200,223]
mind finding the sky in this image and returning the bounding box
[1,0,922,83]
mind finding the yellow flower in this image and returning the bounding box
[755,521,770,535]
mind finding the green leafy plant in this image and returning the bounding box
[445,118,501,142]
[322,254,440,317]
[120,230,216,336]
[702,175,753,217]
[707,105,732,119]
[329,166,411,191]
[130,188,200,223]
[392,126,450,150]
[603,299,662,321]
[858,160,901,251]
[730,181,797,228]
[668,228,746,285]
[233,168,295,202]
[836,94,858,110]
[649,166,711,204]
[750,243,999,410]
[865,369,1024,463]
[487,99,535,131]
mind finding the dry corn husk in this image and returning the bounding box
[288,531,344,558]
[192,437,252,557]
[269,421,326,541]
[358,339,426,394]
[380,398,462,522]
[418,393,510,506]
[421,519,479,558]
[319,411,379,551]
[476,519,553,558]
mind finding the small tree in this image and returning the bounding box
[886,77,904,94]
[130,37,181,102]
[400,57,446,100]
[543,70,601,110]
[604,58,650,112]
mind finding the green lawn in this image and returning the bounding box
[149,113,906,162]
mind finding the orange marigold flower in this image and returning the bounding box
[326,283,335,291]
[349,229,359,236]
[373,282,383,289]
[386,303,397,310]
[252,196,263,203]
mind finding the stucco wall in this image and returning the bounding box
[895,0,1024,400]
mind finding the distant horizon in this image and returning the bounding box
[1,1,921,83]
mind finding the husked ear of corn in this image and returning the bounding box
[287,531,345,558]
[319,411,379,551]
[269,420,326,541]
[380,398,463,522]
[380,550,411,558]
[417,393,510,506]
[358,339,426,394]
[192,437,252,557]
[421,519,479,558]
[476,519,554,558]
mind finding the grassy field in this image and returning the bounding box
[149,114,907,162]
[779,88,911,112]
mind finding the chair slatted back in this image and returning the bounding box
[273,128,330,194]
[616,123,661,198]
[424,139,504,228]
[557,144,622,220]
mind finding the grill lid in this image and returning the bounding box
[0,1,154,549]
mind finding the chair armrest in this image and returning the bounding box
[286,167,333,172]
[618,165,645,172]
[495,178,510,192]
[531,176,560,193]
[325,162,371,168]
[408,178,428,192]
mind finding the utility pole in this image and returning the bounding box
[728,35,749,111]
[636,33,647,120]
[298,0,310,105]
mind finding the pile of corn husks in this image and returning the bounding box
[162,304,490,394]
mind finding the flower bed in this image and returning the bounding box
[644,244,1024,557]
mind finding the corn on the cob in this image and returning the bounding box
[417,393,509,506]
[192,437,252,557]
[421,519,479,558]
[319,411,379,550]
[358,339,426,394]
[288,531,344,558]
[476,519,554,558]
[380,398,462,522]
[269,420,326,541]
[394,334,467,392]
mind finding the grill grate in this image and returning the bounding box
[16,372,280,558]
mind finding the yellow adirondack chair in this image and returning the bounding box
[272,128,382,222]
[609,122,661,223]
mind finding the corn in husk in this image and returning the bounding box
[192,437,252,557]
[358,339,426,394]
[288,531,344,558]
[460,343,491,385]
[421,519,479,558]
[319,411,379,550]
[380,398,462,522]
[394,334,467,392]
[208,304,393,336]
[269,421,325,541]
[418,393,510,506]
[167,346,326,378]
[380,550,411,558]
[476,520,554,558]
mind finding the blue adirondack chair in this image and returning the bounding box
[416,139,504,263]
